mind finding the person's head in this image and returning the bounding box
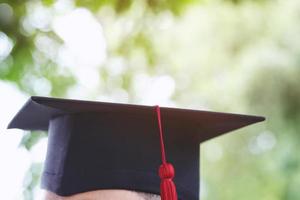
[44,189,160,200]
[9,96,264,200]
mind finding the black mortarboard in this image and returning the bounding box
[8,96,265,200]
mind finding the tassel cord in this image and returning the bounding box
[155,105,178,200]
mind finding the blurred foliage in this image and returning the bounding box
[1,0,300,199]
[74,0,198,14]
[23,163,43,200]
[0,0,75,96]
[19,131,47,151]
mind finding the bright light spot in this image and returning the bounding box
[21,73,52,96]
[53,0,74,14]
[35,35,59,61]
[53,8,106,68]
[0,81,30,200]
[25,2,52,31]
[0,81,28,130]
[248,131,277,155]
[204,141,224,162]
[133,74,176,106]
[74,68,100,90]
[106,57,126,76]
[200,178,207,199]
[96,89,129,103]
[35,189,47,200]
[32,77,52,95]
[158,11,174,30]
[0,32,13,61]
[30,138,48,162]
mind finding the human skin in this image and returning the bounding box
[44,189,159,200]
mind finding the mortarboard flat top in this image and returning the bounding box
[8,96,265,200]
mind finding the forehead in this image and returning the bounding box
[44,189,159,200]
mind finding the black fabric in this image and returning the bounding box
[8,96,265,200]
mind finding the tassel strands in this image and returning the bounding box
[155,105,178,200]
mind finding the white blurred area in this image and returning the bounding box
[0,32,13,61]
[133,74,176,106]
[0,82,30,199]
[0,82,49,199]
[53,7,107,98]
[20,0,107,98]
[0,1,108,198]
[53,8,106,68]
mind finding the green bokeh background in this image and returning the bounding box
[1,0,300,199]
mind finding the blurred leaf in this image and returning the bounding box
[23,162,44,200]
[19,131,47,151]
[74,0,133,13]
[147,0,199,15]
[42,0,55,6]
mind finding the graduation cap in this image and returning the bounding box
[8,96,265,200]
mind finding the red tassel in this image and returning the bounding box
[159,163,177,200]
[155,106,178,200]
